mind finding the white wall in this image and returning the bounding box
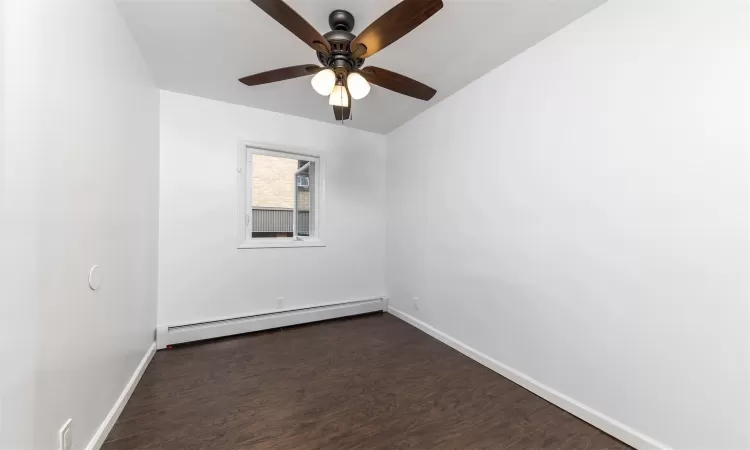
[386,1,749,449]
[1,0,160,448]
[158,91,386,326]
[0,2,39,449]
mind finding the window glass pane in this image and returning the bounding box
[251,153,298,239]
[295,161,314,237]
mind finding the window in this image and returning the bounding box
[237,145,322,248]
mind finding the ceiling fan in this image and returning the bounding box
[239,0,443,122]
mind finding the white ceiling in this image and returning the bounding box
[116,0,605,134]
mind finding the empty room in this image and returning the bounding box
[2,0,748,449]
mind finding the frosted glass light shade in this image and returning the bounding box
[311,69,336,96]
[346,72,370,100]
[329,85,349,107]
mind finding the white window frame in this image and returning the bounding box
[237,143,324,249]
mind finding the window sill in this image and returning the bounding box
[237,239,326,249]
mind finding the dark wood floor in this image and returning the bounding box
[103,313,630,450]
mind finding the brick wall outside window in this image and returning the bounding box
[251,154,297,208]
[251,154,311,211]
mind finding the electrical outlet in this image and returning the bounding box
[413,297,419,311]
[59,419,72,450]
[276,297,284,309]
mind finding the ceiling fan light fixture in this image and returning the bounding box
[311,68,336,96]
[346,72,370,100]
[329,84,349,107]
[240,2,443,121]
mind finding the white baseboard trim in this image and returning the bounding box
[157,297,387,349]
[86,342,156,450]
[387,307,671,450]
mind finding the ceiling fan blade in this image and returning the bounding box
[239,65,321,86]
[250,0,332,55]
[350,0,443,59]
[333,105,350,121]
[332,89,352,121]
[359,66,436,101]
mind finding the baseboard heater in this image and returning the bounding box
[156,297,387,349]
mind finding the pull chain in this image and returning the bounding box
[341,78,345,125]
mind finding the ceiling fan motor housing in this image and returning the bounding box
[317,10,364,75]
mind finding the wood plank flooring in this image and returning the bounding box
[102,313,631,449]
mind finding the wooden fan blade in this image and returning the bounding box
[332,89,352,121]
[239,65,321,86]
[333,105,350,121]
[350,0,442,59]
[359,66,436,101]
[250,0,332,55]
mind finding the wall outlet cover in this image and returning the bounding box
[59,419,72,450]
